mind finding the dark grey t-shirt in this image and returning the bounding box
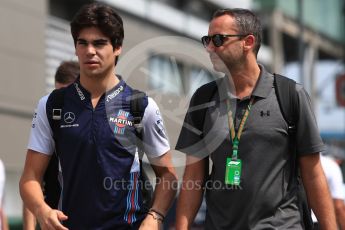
[176,65,324,230]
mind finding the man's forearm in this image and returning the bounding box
[19,179,50,220]
[148,152,178,216]
[176,158,206,230]
[176,182,204,229]
[23,205,37,230]
[305,176,336,229]
[20,150,52,221]
[300,154,337,229]
[150,171,178,216]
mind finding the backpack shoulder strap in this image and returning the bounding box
[129,88,152,209]
[130,89,147,137]
[274,74,313,229]
[186,78,221,183]
[273,73,299,183]
[189,78,221,135]
[273,74,299,134]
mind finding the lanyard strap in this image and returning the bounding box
[226,97,255,159]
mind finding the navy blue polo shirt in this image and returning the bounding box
[28,77,170,229]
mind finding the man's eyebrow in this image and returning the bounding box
[94,39,109,42]
[76,38,109,42]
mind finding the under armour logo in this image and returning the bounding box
[64,112,75,123]
[260,110,270,117]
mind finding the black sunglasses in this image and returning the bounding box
[201,34,249,47]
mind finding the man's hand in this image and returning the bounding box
[20,150,68,230]
[139,213,163,230]
[36,206,68,230]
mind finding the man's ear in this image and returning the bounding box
[243,35,255,52]
[114,46,122,56]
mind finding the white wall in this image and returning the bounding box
[0,0,47,218]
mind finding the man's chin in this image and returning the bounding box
[212,62,228,74]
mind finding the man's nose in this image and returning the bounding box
[206,41,216,53]
[86,44,96,55]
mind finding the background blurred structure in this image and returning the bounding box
[0,0,344,228]
[254,0,345,145]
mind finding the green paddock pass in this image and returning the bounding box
[225,158,242,185]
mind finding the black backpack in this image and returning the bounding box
[43,87,153,210]
[188,74,313,230]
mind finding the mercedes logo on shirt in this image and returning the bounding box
[64,112,75,124]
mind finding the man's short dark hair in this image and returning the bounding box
[55,61,79,85]
[213,8,262,56]
[70,2,124,50]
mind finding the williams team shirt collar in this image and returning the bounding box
[73,75,127,103]
[73,77,90,102]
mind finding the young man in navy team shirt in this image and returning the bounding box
[20,3,177,229]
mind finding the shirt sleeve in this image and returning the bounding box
[141,97,170,158]
[295,84,325,155]
[175,89,207,157]
[27,95,55,155]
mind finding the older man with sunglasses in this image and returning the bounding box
[175,8,336,230]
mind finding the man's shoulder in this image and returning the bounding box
[196,78,223,93]
[39,94,50,104]
[191,78,223,104]
[49,84,73,97]
[46,85,75,105]
[142,97,159,121]
[34,94,50,112]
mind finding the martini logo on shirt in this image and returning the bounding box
[109,110,133,134]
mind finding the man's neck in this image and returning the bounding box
[227,62,261,99]
[80,71,119,97]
